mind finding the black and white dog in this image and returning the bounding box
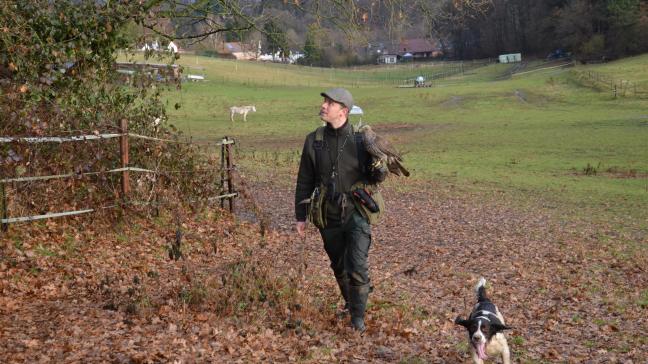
[455,277,512,364]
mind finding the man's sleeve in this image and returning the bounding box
[295,135,315,221]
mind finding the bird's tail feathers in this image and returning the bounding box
[398,162,410,177]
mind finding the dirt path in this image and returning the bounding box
[248,171,648,362]
[1,169,645,363]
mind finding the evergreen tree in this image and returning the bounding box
[303,24,323,66]
[263,20,289,60]
[606,0,641,55]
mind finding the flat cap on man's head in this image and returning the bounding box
[321,88,354,109]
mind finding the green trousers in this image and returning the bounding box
[319,210,372,287]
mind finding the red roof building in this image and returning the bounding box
[393,38,443,59]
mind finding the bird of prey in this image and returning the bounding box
[358,124,410,177]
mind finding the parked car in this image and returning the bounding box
[546,48,571,60]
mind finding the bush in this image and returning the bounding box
[579,35,606,60]
[0,0,220,220]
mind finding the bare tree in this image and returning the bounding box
[140,1,424,47]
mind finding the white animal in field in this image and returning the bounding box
[229,105,256,122]
[152,116,165,135]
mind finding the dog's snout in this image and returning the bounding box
[472,334,483,342]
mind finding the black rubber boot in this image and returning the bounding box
[349,284,370,332]
[336,276,351,311]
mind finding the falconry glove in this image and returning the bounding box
[369,158,389,184]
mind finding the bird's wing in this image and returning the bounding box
[374,134,402,159]
[360,125,386,160]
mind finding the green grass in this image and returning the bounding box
[569,54,648,96]
[584,54,648,87]
[35,243,58,257]
[173,54,491,87]
[161,54,648,229]
[62,234,79,258]
[638,290,648,308]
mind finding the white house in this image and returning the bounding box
[258,50,304,64]
[167,41,178,53]
[499,53,522,63]
[288,51,304,64]
[258,51,283,62]
[141,40,161,52]
[377,54,398,64]
[141,40,167,53]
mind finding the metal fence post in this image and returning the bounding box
[119,118,130,199]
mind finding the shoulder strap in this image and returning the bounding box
[313,126,325,185]
[354,126,368,177]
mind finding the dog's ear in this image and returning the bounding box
[454,316,470,327]
[491,323,512,333]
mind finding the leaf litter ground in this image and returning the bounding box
[1,166,646,363]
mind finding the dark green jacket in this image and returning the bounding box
[295,121,379,225]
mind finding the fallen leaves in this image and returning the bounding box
[0,172,646,362]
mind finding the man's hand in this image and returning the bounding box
[296,221,306,237]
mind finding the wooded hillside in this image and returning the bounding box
[154,1,648,65]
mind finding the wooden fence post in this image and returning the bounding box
[225,138,235,213]
[218,137,235,212]
[1,183,7,232]
[119,118,130,199]
[220,138,226,209]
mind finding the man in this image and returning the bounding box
[295,88,387,332]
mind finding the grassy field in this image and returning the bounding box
[175,55,487,87]
[3,54,645,363]
[163,54,648,229]
[588,54,648,87]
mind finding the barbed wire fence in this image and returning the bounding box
[0,122,238,233]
